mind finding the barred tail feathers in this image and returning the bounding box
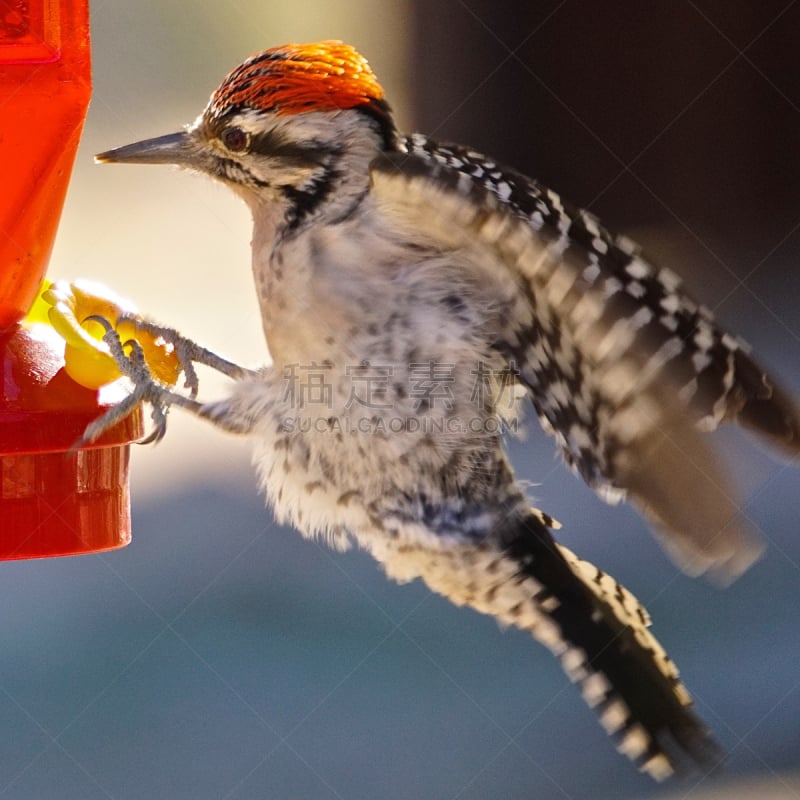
[504,518,721,778]
[392,514,722,780]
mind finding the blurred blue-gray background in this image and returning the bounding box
[2,2,799,798]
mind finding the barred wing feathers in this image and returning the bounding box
[371,138,800,580]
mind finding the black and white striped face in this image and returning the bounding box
[190,109,344,197]
[97,105,393,232]
[200,103,400,231]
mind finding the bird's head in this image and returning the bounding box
[96,41,396,228]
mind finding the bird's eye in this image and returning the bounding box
[221,127,249,152]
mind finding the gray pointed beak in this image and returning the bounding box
[95,131,194,166]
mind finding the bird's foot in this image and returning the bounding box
[79,316,254,447]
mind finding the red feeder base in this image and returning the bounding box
[0,324,142,559]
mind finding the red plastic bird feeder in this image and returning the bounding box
[0,0,142,558]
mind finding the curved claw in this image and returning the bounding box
[137,425,165,446]
[147,399,170,444]
[84,314,135,373]
[122,337,144,363]
[84,314,116,334]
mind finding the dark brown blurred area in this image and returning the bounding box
[409,1,800,346]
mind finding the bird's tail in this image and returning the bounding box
[411,512,723,780]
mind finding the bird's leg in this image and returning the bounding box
[79,316,253,446]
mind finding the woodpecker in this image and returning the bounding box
[93,41,799,781]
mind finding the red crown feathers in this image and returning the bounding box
[207,41,384,119]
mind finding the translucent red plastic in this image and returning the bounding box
[0,0,142,559]
[0,0,91,327]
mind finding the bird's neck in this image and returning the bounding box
[247,116,392,366]
[248,195,368,368]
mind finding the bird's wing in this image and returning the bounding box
[382,510,721,780]
[370,136,800,581]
